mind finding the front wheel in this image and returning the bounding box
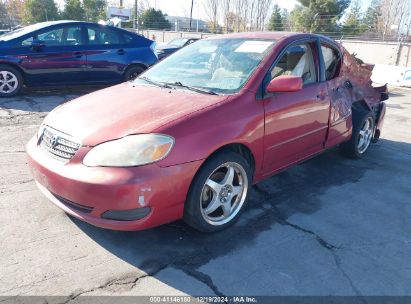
[0,65,23,97]
[340,110,375,158]
[124,65,145,81]
[184,151,252,232]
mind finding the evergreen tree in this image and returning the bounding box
[83,0,107,22]
[268,4,284,31]
[63,0,85,20]
[343,0,365,35]
[362,0,381,31]
[140,8,171,30]
[23,0,60,24]
[290,0,351,33]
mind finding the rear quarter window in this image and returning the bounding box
[122,33,135,44]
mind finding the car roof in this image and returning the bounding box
[206,31,331,42]
[0,20,127,42]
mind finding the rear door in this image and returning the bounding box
[18,24,87,85]
[320,41,353,147]
[82,25,131,83]
[262,39,330,176]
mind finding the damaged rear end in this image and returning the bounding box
[345,51,389,142]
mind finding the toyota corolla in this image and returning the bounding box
[27,32,387,232]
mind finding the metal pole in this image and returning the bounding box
[120,0,123,7]
[189,0,194,31]
[196,3,199,32]
[134,0,138,30]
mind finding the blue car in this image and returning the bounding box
[0,20,158,97]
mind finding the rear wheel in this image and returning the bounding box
[0,65,23,97]
[184,151,252,232]
[340,110,375,158]
[124,65,145,81]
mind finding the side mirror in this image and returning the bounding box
[31,39,45,51]
[266,75,303,93]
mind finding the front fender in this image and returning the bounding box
[155,92,265,176]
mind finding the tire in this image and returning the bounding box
[340,110,375,158]
[124,65,145,81]
[184,150,252,233]
[0,65,23,97]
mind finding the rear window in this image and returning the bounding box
[87,27,123,45]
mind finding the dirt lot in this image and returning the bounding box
[0,85,411,300]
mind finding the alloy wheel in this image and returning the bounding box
[0,71,19,95]
[357,117,374,154]
[200,162,248,226]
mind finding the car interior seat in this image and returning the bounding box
[72,29,82,45]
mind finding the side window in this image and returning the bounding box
[13,26,83,48]
[271,43,317,85]
[87,27,122,45]
[21,36,34,46]
[35,26,83,46]
[321,44,341,80]
[64,27,84,45]
[37,28,64,46]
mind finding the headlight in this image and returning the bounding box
[83,134,174,167]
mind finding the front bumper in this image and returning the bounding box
[26,136,202,231]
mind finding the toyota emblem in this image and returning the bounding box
[50,135,59,148]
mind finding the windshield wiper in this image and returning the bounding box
[166,81,218,95]
[138,76,172,89]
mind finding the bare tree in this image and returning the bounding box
[381,0,411,39]
[204,0,219,32]
[220,0,232,33]
[255,0,271,30]
[218,0,273,33]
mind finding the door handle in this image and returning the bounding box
[73,52,83,58]
[117,49,125,55]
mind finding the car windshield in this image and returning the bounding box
[168,38,189,48]
[0,22,56,41]
[138,38,275,94]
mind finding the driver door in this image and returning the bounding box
[17,24,87,85]
[262,40,330,176]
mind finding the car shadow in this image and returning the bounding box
[0,85,106,113]
[69,140,400,295]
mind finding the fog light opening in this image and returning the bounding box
[101,207,151,221]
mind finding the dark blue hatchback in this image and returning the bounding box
[0,20,158,97]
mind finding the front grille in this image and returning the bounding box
[40,127,80,162]
[52,192,94,214]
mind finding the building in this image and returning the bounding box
[165,16,208,32]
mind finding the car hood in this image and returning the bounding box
[44,82,228,146]
[157,45,179,51]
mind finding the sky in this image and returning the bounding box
[55,0,373,20]
[54,0,299,18]
[141,0,299,18]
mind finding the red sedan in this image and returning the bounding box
[27,32,387,232]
